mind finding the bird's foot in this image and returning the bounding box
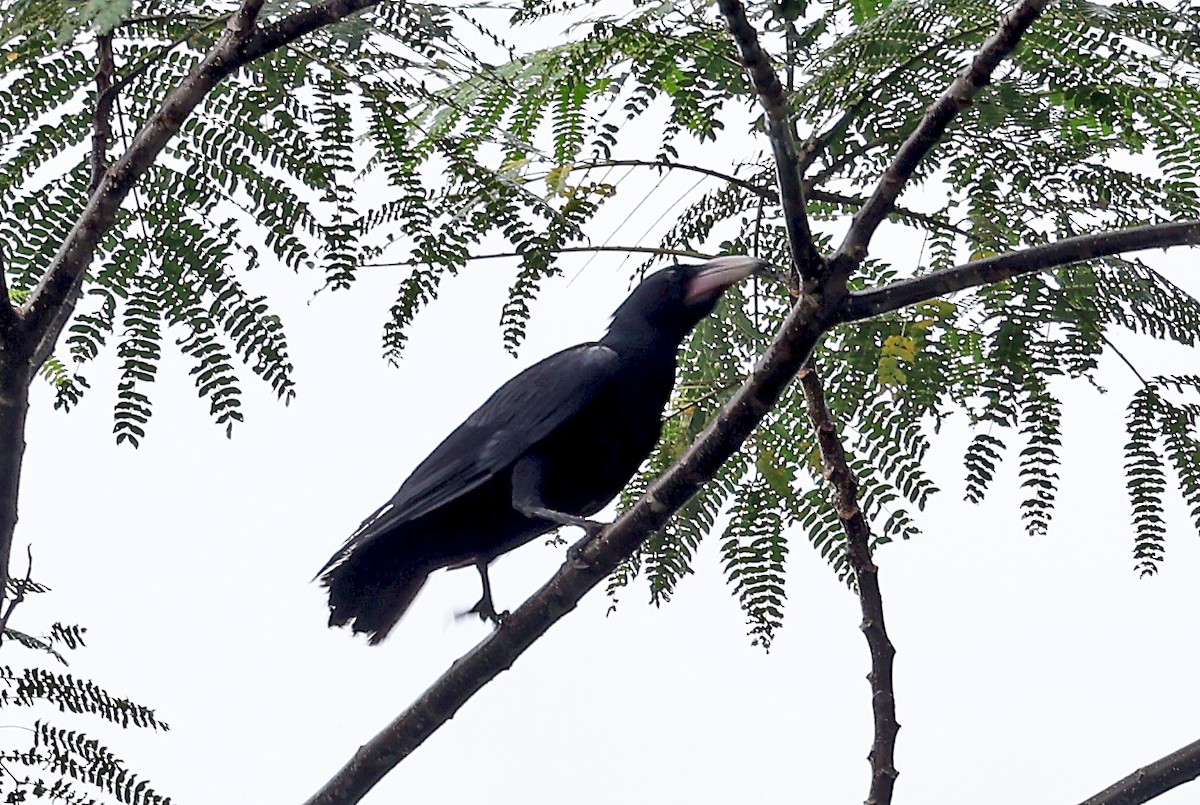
[457,597,508,627]
[566,522,608,569]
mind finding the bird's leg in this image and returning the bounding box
[512,455,609,567]
[458,558,507,626]
[512,455,609,535]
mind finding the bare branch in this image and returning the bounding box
[0,546,33,646]
[717,0,824,281]
[573,160,971,242]
[840,221,1200,322]
[304,289,830,805]
[19,0,382,370]
[576,159,774,199]
[230,0,268,34]
[90,33,116,194]
[828,0,1049,282]
[799,364,899,805]
[363,245,716,269]
[1078,738,1200,805]
[810,188,972,241]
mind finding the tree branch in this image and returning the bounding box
[1078,738,1200,805]
[574,159,972,241]
[19,0,382,370]
[840,221,1200,322]
[0,242,16,340]
[810,188,972,241]
[304,287,832,805]
[230,0,268,33]
[0,546,32,647]
[828,0,1048,283]
[89,32,116,194]
[717,0,824,281]
[799,363,899,805]
[363,245,717,269]
[577,158,774,199]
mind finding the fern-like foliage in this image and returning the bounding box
[5,0,1200,646]
[1,722,171,805]
[1123,376,1200,574]
[0,601,169,805]
[0,1,476,441]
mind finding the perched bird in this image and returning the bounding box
[318,255,768,643]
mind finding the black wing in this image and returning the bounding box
[320,343,619,569]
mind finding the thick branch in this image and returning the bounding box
[840,221,1200,322]
[717,0,824,281]
[1078,738,1200,805]
[829,0,1048,282]
[799,364,898,805]
[20,0,381,370]
[304,290,832,805]
[230,0,268,32]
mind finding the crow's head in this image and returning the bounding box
[607,255,770,347]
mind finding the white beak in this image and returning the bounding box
[684,255,771,304]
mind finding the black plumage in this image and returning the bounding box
[318,256,768,643]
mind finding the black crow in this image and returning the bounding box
[319,255,768,643]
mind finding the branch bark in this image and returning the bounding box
[1078,738,1200,805]
[840,221,1200,323]
[828,0,1049,283]
[89,32,116,194]
[799,364,898,805]
[717,0,824,281]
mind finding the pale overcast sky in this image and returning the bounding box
[13,231,1197,804]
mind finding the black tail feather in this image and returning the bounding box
[321,545,429,645]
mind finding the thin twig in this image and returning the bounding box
[363,245,716,269]
[799,363,899,805]
[570,159,973,242]
[1078,737,1200,805]
[828,0,1049,284]
[717,0,824,281]
[577,159,774,199]
[0,546,33,646]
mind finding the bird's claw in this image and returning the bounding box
[458,599,507,627]
[566,523,607,569]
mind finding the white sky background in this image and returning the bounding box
[14,226,1199,805]
[7,10,1200,805]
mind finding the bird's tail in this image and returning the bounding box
[319,544,429,645]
